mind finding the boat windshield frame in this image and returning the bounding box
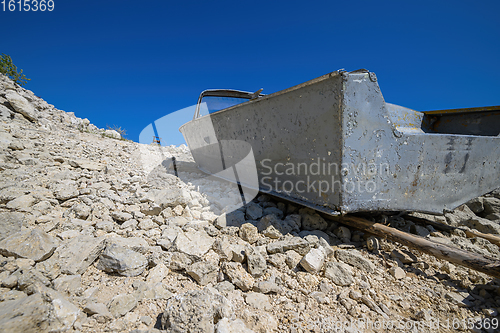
[194,89,265,120]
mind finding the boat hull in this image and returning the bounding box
[180,70,500,214]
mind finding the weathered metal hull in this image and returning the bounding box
[179,70,500,214]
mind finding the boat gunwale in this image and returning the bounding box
[179,70,344,132]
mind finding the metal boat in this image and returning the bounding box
[179,69,500,214]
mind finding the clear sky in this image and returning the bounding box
[1,0,499,145]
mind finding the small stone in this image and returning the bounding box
[222,262,254,291]
[134,281,174,300]
[107,318,126,331]
[57,230,80,240]
[186,261,218,286]
[390,249,417,264]
[253,280,281,294]
[120,219,139,230]
[214,211,246,229]
[318,237,334,258]
[84,302,113,320]
[245,292,271,310]
[301,212,328,230]
[263,225,282,239]
[124,311,139,324]
[335,226,351,242]
[104,129,121,139]
[310,291,330,304]
[410,225,430,237]
[17,268,51,291]
[140,315,153,326]
[335,249,374,272]
[240,310,277,332]
[215,318,255,333]
[68,159,104,171]
[2,271,19,288]
[263,207,284,219]
[8,140,24,151]
[108,294,137,317]
[53,183,79,201]
[167,216,188,227]
[465,217,500,234]
[441,262,456,274]
[173,229,214,260]
[239,223,259,244]
[445,292,471,307]
[360,295,388,318]
[415,309,432,321]
[319,280,334,294]
[15,258,35,270]
[96,244,148,277]
[138,219,155,231]
[483,197,500,215]
[283,251,302,271]
[146,263,169,284]
[230,244,246,263]
[466,197,484,213]
[267,237,310,255]
[106,237,149,252]
[299,247,326,274]
[211,236,231,260]
[72,203,91,219]
[245,246,267,277]
[51,296,81,330]
[0,289,27,302]
[168,252,193,271]
[283,214,301,233]
[215,281,236,295]
[245,203,263,220]
[53,274,82,296]
[349,290,362,301]
[111,211,133,223]
[389,266,406,279]
[173,205,183,216]
[96,220,114,232]
[324,261,354,286]
[482,308,498,317]
[161,288,232,332]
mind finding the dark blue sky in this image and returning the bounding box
[2,0,499,144]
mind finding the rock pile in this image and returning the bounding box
[1,73,500,332]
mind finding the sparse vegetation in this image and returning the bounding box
[106,124,127,137]
[101,125,132,142]
[0,54,30,86]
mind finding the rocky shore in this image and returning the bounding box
[0,73,499,332]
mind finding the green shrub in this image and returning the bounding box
[0,54,30,86]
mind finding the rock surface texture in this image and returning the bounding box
[0,73,500,332]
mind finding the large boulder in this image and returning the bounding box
[42,235,105,275]
[0,228,57,262]
[4,90,37,122]
[0,288,80,332]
